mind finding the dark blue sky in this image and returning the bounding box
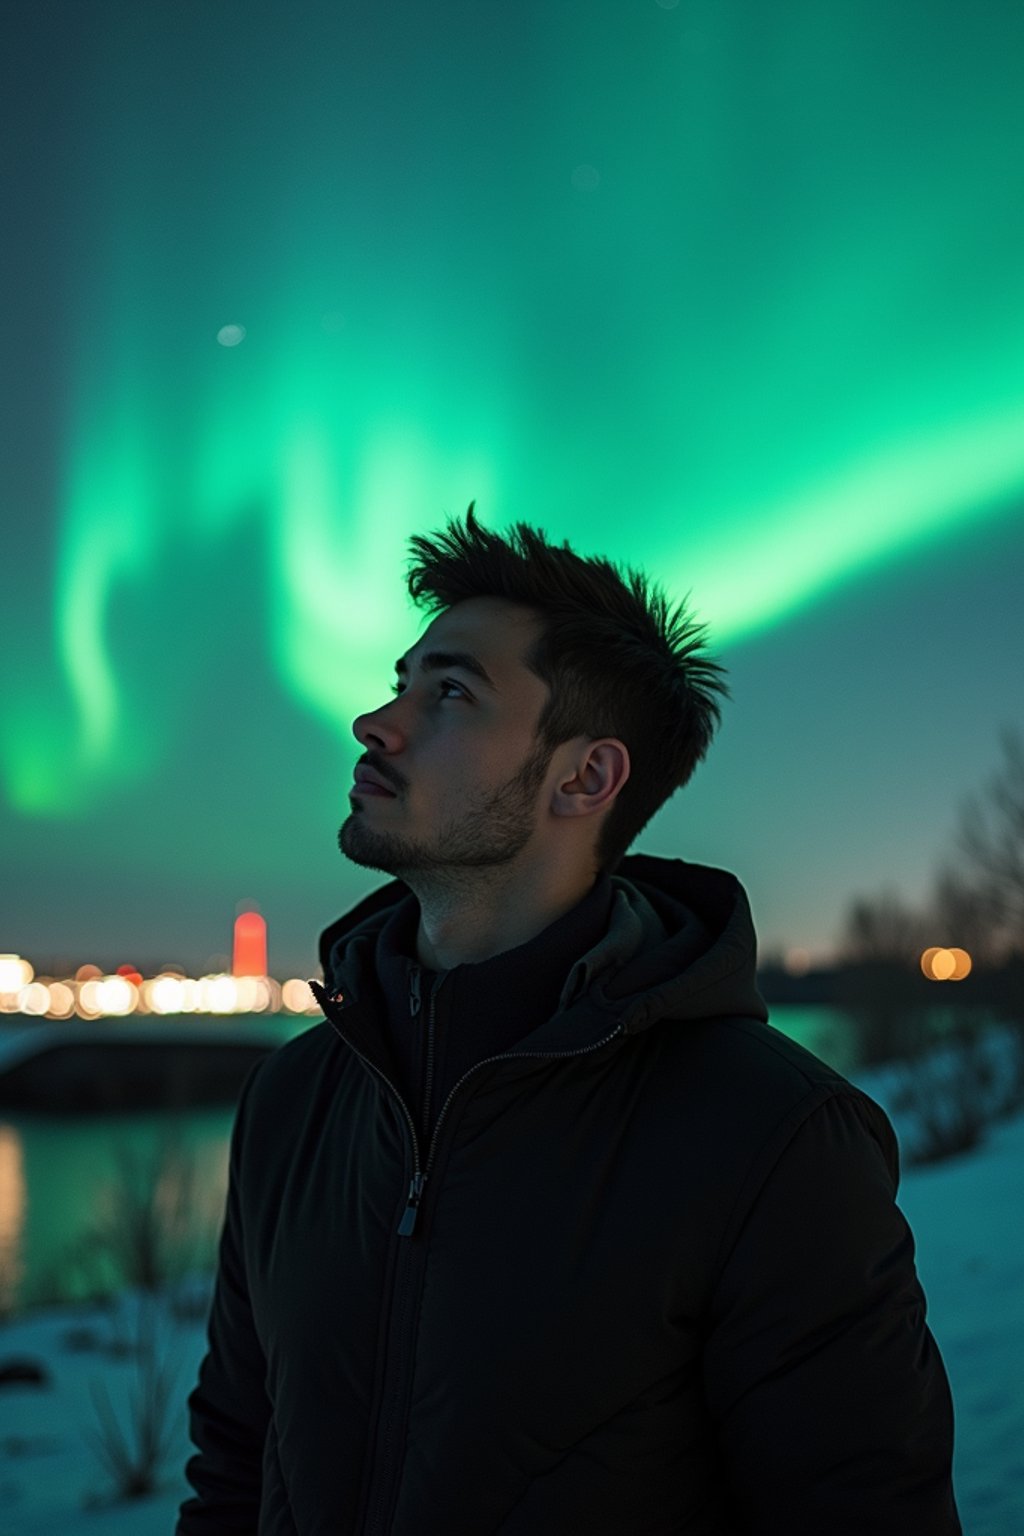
[2,0,1023,975]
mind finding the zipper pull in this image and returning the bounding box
[397,1172,426,1237]
[409,967,422,1018]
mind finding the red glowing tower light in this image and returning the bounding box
[233,910,267,977]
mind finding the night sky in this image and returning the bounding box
[3,0,1023,977]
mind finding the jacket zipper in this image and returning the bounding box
[372,1022,627,1534]
[397,1021,626,1237]
[322,1005,424,1211]
[412,965,440,1156]
[319,995,424,1536]
[318,984,624,1536]
[317,980,625,1236]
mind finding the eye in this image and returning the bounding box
[437,677,468,700]
[389,678,468,700]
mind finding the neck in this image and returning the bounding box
[410,862,598,970]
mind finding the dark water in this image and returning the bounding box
[0,1008,852,1314]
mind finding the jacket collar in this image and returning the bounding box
[316,854,767,1054]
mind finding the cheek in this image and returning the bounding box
[425,750,494,806]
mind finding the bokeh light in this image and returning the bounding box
[77,979,103,1017]
[201,974,239,1014]
[931,949,957,981]
[921,946,973,981]
[16,981,50,1016]
[95,975,138,1015]
[282,978,318,1013]
[0,956,33,993]
[45,982,76,1018]
[146,974,186,1014]
[233,911,268,978]
[947,947,973,981]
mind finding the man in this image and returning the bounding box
[178,506,961,1534]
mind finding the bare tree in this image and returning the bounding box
[931,866,994,961]
[836,890,931,1067]
[842,889,930,966]
[958,727,1024,955]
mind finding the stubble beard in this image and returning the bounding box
[337,739,554,881]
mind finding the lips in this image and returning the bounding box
[352,769,397,797]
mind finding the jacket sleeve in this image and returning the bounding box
[702,1088,961,1535]
[177,1063,271,1535]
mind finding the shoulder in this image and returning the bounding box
[666,1012,883,1119]
[643,1013,898,1190]
[237,1019,341,1121]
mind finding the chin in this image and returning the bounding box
[338,815,404,875]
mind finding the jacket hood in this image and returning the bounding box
[317,853,767,1040]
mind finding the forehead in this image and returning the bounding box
[411,598,543,674]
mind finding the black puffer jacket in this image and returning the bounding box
[178,855,961,1535]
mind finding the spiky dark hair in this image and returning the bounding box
[405,503,729,871]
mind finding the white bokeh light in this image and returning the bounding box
[0,956,33,993]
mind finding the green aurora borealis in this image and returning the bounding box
[3,0,1024,967]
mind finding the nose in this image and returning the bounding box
[352,698,405,754]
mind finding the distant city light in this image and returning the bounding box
[920,946,973,981]
[96,975,138,1015]
[932,949,956,980]
[0,955,33,993]
[0,937,321,1020]
[202,974,240,1014]
[233,976,259,1012]
[0,1127,25,1314]
[77,979,103,1016]
[948,947,972,980]
[46,982,75,1018]
[233,909,267,978]
[17,982,49,1016]
[282,978,314,1013]
[147,974,186,1015]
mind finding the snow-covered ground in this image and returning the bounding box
[1,1112,1022,1535]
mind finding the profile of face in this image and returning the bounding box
[338,597,557,880]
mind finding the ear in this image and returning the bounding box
[550,738,631,820]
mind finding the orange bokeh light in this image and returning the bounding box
[921,945,972,981]
[947,947,972,981]
[233,910,267,977]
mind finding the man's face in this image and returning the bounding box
[338,597,556,878]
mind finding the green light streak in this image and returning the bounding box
[685,406,1024,642]
[56,401,154,758]
[268,419,497,738]
[5,0,1024,819]
[3,693,80,817]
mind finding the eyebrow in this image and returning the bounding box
[394,650,498,693]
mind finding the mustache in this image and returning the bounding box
[357,756,405,793]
